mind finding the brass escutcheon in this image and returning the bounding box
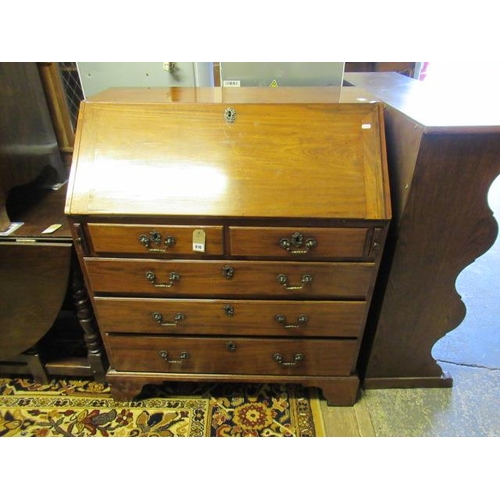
[223,304,235,317]
[225,341,237,352]
[222,265,235,280]
[224,107,237,123]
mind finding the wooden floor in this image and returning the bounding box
[320,392,375,437]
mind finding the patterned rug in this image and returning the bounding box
[0,378,325,437]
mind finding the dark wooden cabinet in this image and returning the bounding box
[344,72,500,388]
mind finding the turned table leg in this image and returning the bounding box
[71,267,107,383]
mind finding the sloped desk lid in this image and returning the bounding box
[65,87,391,220]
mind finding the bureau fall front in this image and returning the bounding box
[65,87,391,405]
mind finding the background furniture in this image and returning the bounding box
[0,185,106,383]
[0,62,67,232]
[0,62,106,383]
[345,62,416,78]
[344,71,500,388]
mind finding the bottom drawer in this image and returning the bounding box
[105,334,358,377]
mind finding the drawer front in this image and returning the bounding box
[94,297,367,338]
[87,224,224,256]
[85,258,375,299]
[106,335,358,376]
[229,226,369,259]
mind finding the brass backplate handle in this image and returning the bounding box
[273,353,304,366]
[145,270,180,288]
[276,273,313,290]
[275,313,308,329]
[279,232,317,254]
[152,312,185,327]
[158,350,189,363]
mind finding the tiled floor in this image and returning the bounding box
[321,176,500,437]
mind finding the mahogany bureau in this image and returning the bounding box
[65,87,391,406]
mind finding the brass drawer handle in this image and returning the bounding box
[145,270,180,288]
[275,314,308,329]
[138,230,176,252]
[158,350,189,363]
[273,353,304,366]
[276,273,313,290]
[152,312,185,326]
[279,232,317,254]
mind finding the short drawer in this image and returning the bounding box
[105,334,358,376]
[87,223,224,256]
[229,226,369,259]
[85,258,375,299]
[94,297,367,338]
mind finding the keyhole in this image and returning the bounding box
[226,341,237,352]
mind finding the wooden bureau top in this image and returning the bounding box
[65,87,391,221]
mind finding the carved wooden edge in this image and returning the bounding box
[105,371,360,407]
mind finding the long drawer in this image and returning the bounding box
[85,258,375,299]
[94,297,367,338]
[87,223,224,256]
[105,334,359,376]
